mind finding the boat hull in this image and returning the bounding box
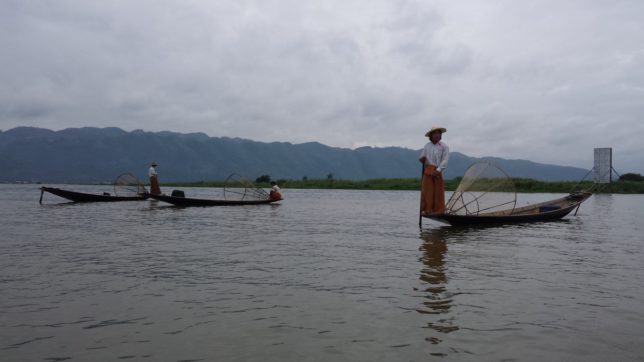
[40,187,148,203]
[425,192,592,225]
[147,193,280,206]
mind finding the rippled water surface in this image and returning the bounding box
[1,184,644,361]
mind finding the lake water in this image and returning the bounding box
[1,184,644,361]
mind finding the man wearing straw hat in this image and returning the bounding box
[148,162,161,195]
[419,127,449,215]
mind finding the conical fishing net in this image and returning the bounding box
[445,162,516,216]
[224,173,270,201]
[114,173,147,196]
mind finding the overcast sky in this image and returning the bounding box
[1,0,643,173]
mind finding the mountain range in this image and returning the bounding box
[0,127,590,183]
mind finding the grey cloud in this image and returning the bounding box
[1,0,643,173]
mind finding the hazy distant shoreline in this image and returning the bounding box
[165,178,644,194]
[6,177,641,193]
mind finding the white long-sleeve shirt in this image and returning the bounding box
[420,141,449,172]
[148,166,157,177]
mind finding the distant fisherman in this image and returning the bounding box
[149,162,161,195]
[419,127,449,215]
[269,181,282,201]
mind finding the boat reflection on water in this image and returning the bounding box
[418,227,459,343]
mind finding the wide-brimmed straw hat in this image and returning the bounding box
[425,127,447,137]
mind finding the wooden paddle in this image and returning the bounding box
[419,164,425,228]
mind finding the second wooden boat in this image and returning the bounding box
[147,192,280,206]
[147,173,282,207]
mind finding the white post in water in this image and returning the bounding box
[593,147,612,184]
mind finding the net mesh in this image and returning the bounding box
[224,174,270,201]
[445,162,517,216]
[114,173,147,197]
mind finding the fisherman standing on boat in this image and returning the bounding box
[149,162,161,195]
[419,127,449,215]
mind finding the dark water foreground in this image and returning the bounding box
[1,185,643,361]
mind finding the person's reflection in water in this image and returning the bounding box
[418,227,458,345]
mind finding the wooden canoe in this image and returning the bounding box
[424,192,592,225]
[146,193,281,206]
[40,186,149,203]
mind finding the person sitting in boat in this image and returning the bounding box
[269,181,282,200]
[419,126,449,215]
[149,162,161,195]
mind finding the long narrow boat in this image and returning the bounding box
[145,194,280,206]
[146,193,280,206]
[40,186,148,203]
[425,192,591,225]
